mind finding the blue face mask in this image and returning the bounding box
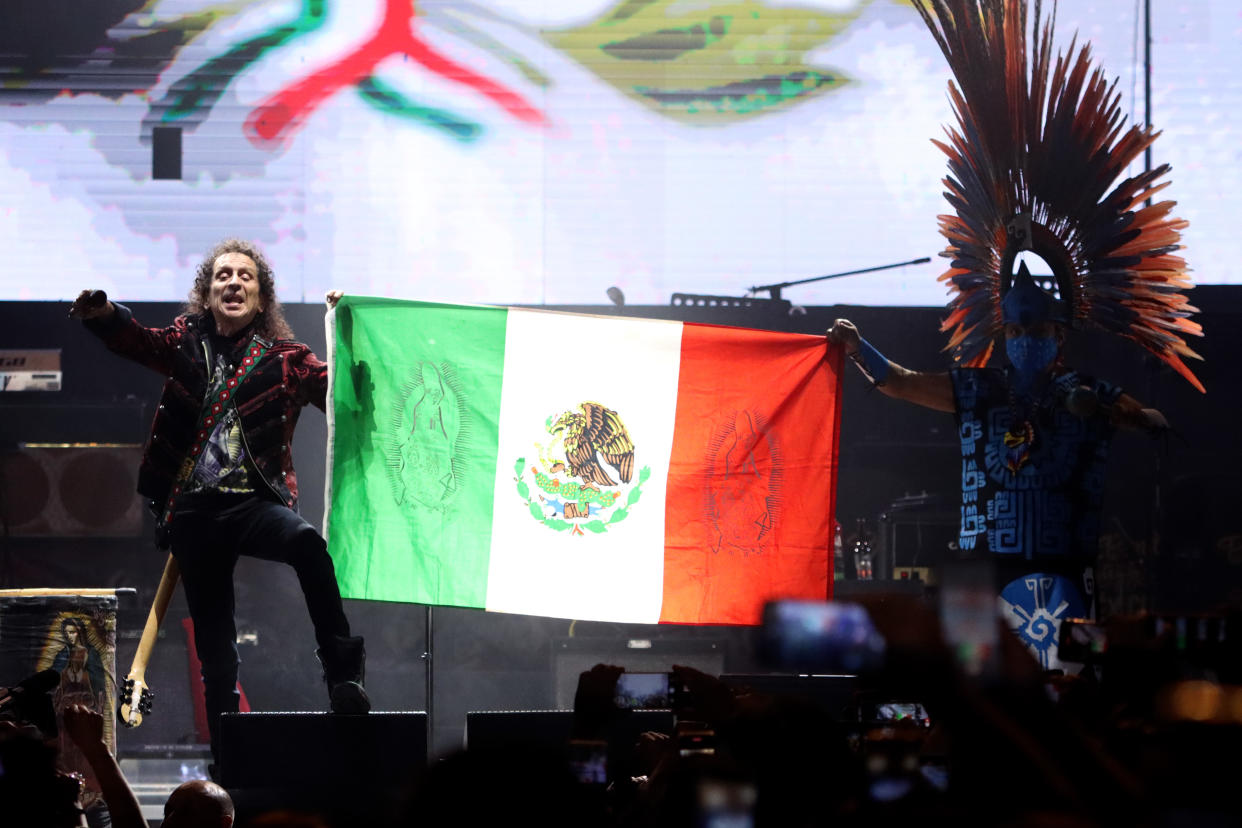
[1006,334,1058,380]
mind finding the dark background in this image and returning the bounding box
[2,290,1238,756]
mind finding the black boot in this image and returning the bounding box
[203,684,240,781]
[317,634,371,714]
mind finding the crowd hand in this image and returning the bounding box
[851,593,961,693]
[632,730,672,778]
[325,289,344,308]
[571,663,625,737]
[857,592,1043,691]
[995,619,1045,686]
[63,703,107,756]
[854,593,945,654]
[0,718,36,741]
[63,703,150,828]
[670,664,739,725]
[826,318,862,353]
[68,289,113,320]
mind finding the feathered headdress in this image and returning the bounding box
[912,0,1204,391]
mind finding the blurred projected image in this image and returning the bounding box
[1,1,1236,304]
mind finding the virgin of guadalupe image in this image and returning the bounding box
[51,616,107,710]
[42,615,112,809]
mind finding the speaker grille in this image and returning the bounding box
[1,445,142,536]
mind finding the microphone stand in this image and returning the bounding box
[749,256,932,301]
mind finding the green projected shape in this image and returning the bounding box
[151,0,328,126]
[545,0,865,125]
[355,77,483,143]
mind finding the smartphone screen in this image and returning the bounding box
[567,739,608,785]
[759,600,886,674]
[696,779,756,828]
[864,701,931,727]
[1058,617,1107,662]
[613,671,673,709]
[938,559,1000,679]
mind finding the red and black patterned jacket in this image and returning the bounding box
[85,303,327,543]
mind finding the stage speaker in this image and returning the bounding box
[552,637,725,710]
[466,710,573,751]
[465,709,673,752]
[218,711,427,790]
[0,444,143,536]
[877,491,959,581]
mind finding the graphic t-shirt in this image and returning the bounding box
[184,333,258,495]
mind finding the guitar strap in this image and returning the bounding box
[157,339,268,531]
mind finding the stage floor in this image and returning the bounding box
[119,748,212,824]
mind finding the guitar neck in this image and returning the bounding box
[128,554,180,681]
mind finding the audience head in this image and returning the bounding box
[162,779,235,828]
[404,743,600,828]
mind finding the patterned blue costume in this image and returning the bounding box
[951,365,1122,669]
[902,0,1202,674]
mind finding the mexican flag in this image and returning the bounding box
[325,297,843,625]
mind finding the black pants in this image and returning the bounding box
[168,493,351,761]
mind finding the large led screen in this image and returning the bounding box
[1,1,1237,305]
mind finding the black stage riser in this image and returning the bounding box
[220,711,428,827]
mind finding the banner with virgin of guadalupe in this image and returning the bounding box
[0,592,118,814]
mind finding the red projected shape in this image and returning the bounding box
[245,0,547,147]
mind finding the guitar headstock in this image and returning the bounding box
[118,676,154,728]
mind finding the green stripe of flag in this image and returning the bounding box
[327,297,508,606]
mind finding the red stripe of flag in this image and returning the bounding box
[660,323,843,624]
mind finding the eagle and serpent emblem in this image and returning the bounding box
[516,401,650,536]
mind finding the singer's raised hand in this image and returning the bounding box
[68,290,114,320]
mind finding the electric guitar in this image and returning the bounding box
[118,554,179,728]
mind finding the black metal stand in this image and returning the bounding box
[749,256,931,301]
[422,603,433,762]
